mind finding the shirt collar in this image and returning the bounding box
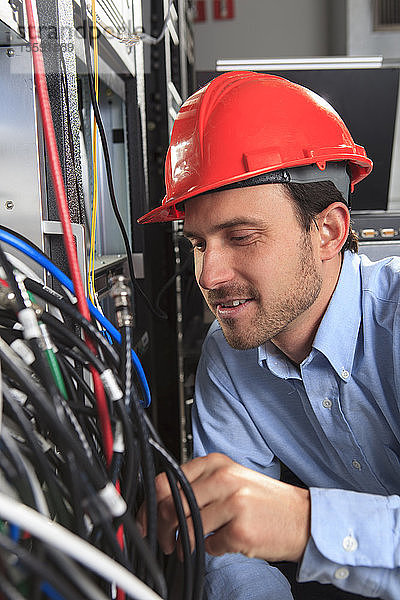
[258,251,362,382]
[312,251,361,381]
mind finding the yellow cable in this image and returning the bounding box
[88,0,100,304]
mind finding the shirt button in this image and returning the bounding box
[334,567,350,580]
[341,368,350,379]
[352,459,362,471]
[322,398,332,409]
[343,535,358,552]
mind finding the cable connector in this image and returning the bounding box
[10,339,36,366]
[98,482,127,517]
[109,275,134,328]
[18,308,42,341]
[113,419,125,453]
[100,368,123,402]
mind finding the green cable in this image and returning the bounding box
[44,346,68,400]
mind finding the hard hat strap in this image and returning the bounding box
[205,161,351,208]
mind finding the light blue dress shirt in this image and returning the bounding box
[192,251,400,599]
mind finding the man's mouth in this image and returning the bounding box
[215,298,253,316]
[219,299,247,308]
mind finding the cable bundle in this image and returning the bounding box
[0,0,205,596]
[0,230,205,600]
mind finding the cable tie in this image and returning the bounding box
[98,482,127,517]
[10,338,36,366]
[18,308,41,340]
[14,271,33,308]
[100,369,123,402]
[113,420,125,453]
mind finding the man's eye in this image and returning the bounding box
[231,235,255,244]
[191,241,205,251]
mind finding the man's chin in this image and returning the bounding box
[219,324,262,351]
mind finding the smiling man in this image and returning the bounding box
[138,72,400,599]
[183,184,326,356]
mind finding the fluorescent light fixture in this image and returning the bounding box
[216,56,384,71]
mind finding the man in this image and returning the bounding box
[139,72,400,599]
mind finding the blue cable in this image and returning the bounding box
[41,581,66,600]
[0,228,151,407]
[9,523,20,542]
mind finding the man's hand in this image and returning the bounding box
[138,453,310,562]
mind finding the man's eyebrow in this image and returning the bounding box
[183,218,261,238]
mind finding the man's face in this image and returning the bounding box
[183,184,323,350]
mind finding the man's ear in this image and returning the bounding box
[316,202,350,261]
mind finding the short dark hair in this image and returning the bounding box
[283,181,358,254]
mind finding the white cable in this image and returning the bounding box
[139,0,174,45]
[0,493,163,600]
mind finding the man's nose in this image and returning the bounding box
[196,249,234,290]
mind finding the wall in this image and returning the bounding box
[192,0,400,211]
[347,0,400,58]
[345,0,400,209]
[193,0,331,72]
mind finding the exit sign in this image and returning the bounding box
[213,0,235,20]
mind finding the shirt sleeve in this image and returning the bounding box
[204,554,293,600]
[193,327,293,599]
[298,487,400,599]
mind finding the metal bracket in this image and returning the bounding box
[42,220,87,293]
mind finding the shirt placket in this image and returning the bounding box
[299,357,380,488]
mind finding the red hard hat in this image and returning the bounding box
[138,71,373,224]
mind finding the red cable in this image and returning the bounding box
[24,12,123,596]
[24,0,113,461]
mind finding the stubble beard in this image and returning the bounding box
[209,233,323,350]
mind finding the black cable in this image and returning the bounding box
[0,248,68,417]
[0,243,26,312]
[121,326,157,553]
[114,398,139,506]
[65,450,88,538]
[48,346,162,591]
[2,384,71,525]
[41,311,108,375]
[117,325,140,502]
[56,343,90,369]
[46,549,111,600]
[109,451,124,485]
[57,353,98,407]
[0,338,107,492]
[55,356,109,476]
[0,317,20,331]
[0,577,26,600]
[146,429,205,600]
[25,277,120,368]
[119,513,168,599]
[0,533,89,600]
[165,469,193,600]
[0,428,38,511]
[78,0,167,321]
